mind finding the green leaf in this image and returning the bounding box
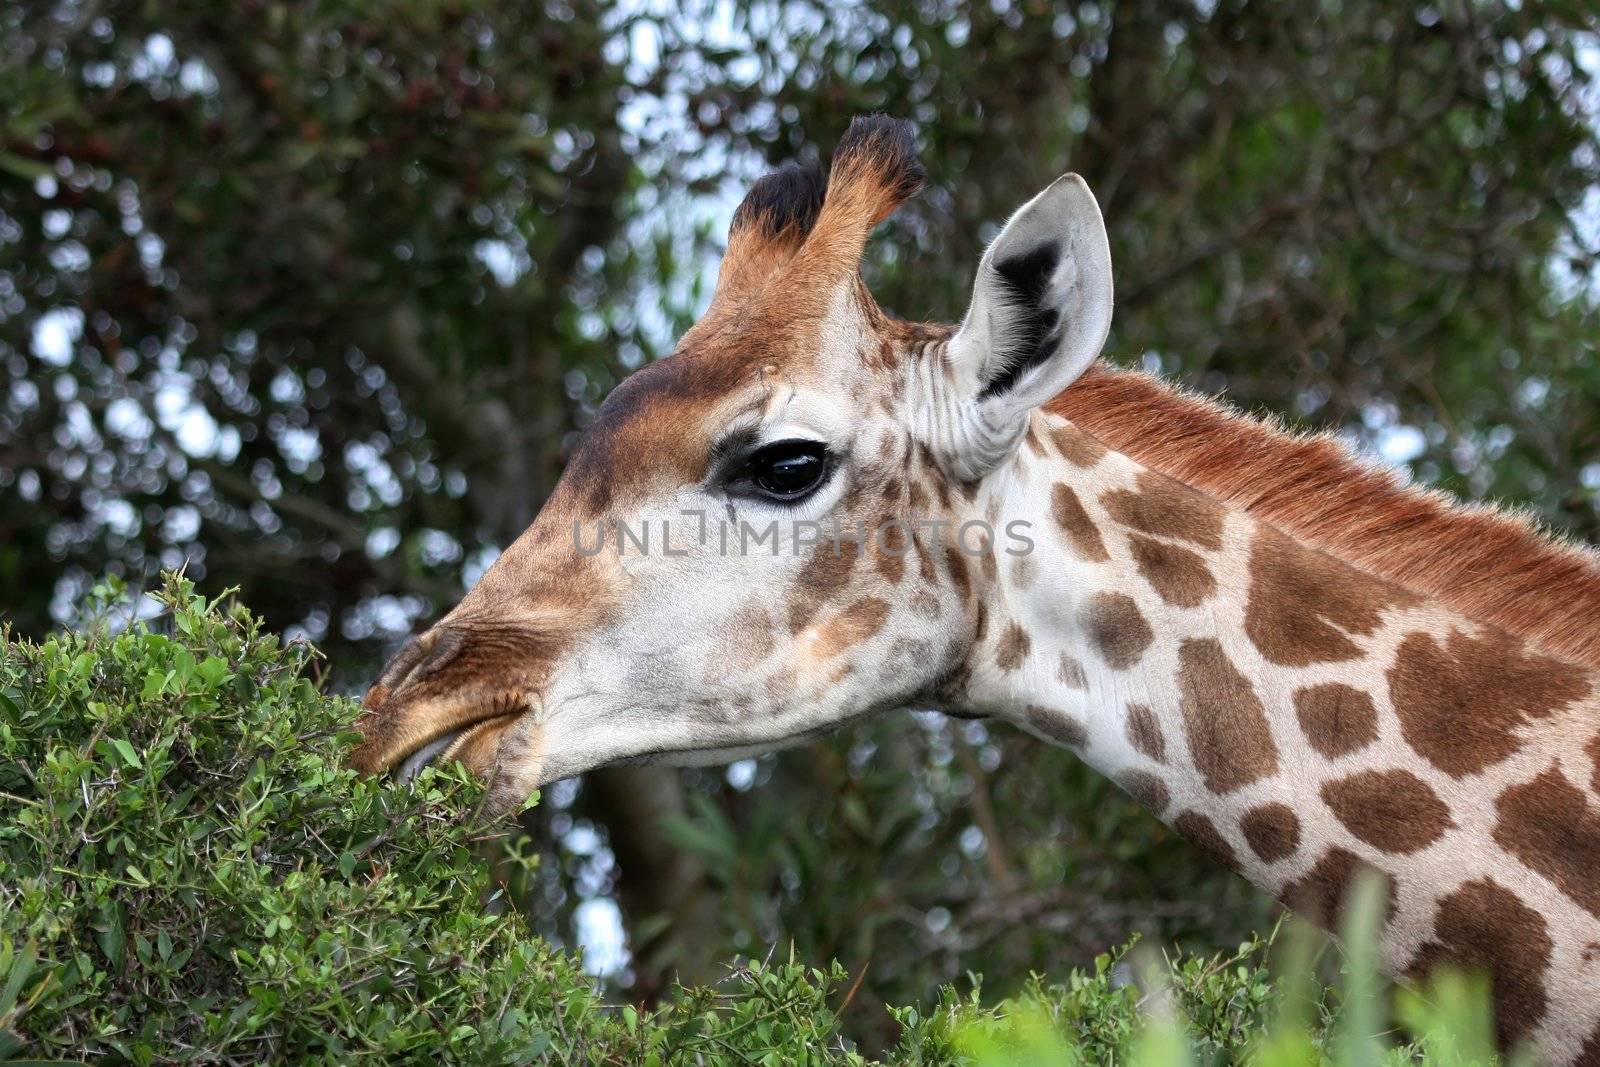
[195,655,233,688]
[0,939,37,1015]
[110,738,143,770]
[0,687,21,727]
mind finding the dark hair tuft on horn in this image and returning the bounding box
[731,159,828,238]
[831,113,924,208]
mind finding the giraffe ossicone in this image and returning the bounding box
[353,115,1600,1065]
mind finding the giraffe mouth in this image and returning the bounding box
[394,730,463,784]
[389,712,520,785]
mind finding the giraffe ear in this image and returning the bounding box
[940,175,1113,479]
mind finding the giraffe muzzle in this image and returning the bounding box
[350,614,568,785]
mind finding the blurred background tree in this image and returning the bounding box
[3,0,1596,1052]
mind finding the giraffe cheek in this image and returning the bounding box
[801,597,891,663]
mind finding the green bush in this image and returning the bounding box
[0,577,1512,1064]
[0,576,856,1063]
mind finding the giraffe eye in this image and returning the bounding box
[747,440,830,501]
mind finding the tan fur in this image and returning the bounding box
[1050,363,1600,671]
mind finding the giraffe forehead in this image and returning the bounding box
[559,345,803,514]
[559,299,903,517]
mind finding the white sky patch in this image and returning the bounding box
[1375,424,1427,465]
[366,526,401,559]
[726,758,757,790]
[145,33,175,70]
[1517,376,1551,409]
[344,440,404,507]
[153,379,221,456]
[31,307,83,366]
[573,898,629,978]
[1553,35,1600,302]
[105,395,155,442]
[276,424,322,469]
[472,238,529,287]
[163,504,201,543]
[341,594,427,641]
[178,57,218,96]
[565,824,602,854]
[462,544,502,588]
[97,497,140,537]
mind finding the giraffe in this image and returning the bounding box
[351,116,1600,1063]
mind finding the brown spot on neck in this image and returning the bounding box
[1240,804,1300,862]
[1118,770,1170,814]
[1321,769,1453,854]
[1057,653,1088,690]
[912,531,938,582]
[1050,423,1108,468]
[994,622,1031,671]
[1245,526,1411,667]
[1494,765,1600,919]
[1293,683,1379,758]
[1079,592,1154,671]
[1050,484,1110,562]
[1010,553,1038,591]
[1024,704,1088,749]
[1409,878,1551,1048]
[1388,628,1591,778]
[1124,703,1166,763]
[1176,637,1278,794]
[1282,847,1394,929]
[944,544,973,602]
[1174,810,1238,869]
[1101,470,1224,550]
[1129,534,1216,608]
[1024,424,1048,457]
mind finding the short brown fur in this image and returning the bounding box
[1051,363,1600,671]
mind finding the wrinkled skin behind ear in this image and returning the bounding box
[921,174,1114,480]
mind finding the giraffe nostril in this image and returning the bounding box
[370,629,465,707]
[408,629,464,684]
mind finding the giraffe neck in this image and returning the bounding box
[941,409,1600,1065]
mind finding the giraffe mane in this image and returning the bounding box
[1050,361,1600,671]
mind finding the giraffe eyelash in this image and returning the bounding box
[706,428,760,481]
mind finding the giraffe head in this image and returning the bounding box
[351,116,1114,816]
